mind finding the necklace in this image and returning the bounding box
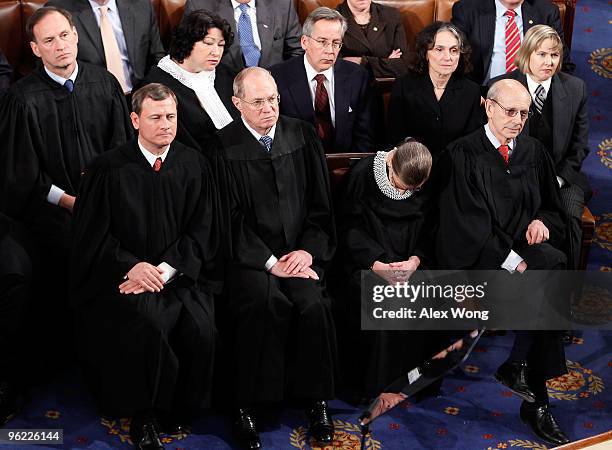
[373,151,414,200]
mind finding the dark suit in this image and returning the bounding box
[452,0,574,85]
[47,0,165,88]
[0,50,11,92]
[271,56,376,153]
[490,69,590,268]
[387,72,485,156]
[183,0,303,73]
[336,1,409,78]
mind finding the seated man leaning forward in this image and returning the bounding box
[70,83,221,450]
[437,79,569,447]
[214,66,337,449]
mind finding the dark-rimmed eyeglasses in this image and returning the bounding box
[490,98,532,120]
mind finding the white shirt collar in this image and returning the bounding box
[484,123,515,150]
[303,54,334,84]
[241,117,276,142]
[88,0,118,12]
[495,0,522,18]
[525,73,552,97]
[231,0,256,11]
[138,139,171,166]
[44,63,79,86]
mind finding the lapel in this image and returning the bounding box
[116,0,136,67]
[338,2,386,54]
[255,0,274,65]
[550,74,569,157]
[286,59,316,124]
[74,1,105,61]
[366,4,388,50]
[417,74,441,116]
[521,0,536,34]
[333,62,350,144]
[218,1,244,70]
[510,71,532,136]
[479,2,496,77]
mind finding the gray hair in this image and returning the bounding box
[132,83,178,115]
[233,66,277,98]
[391,138,432,187]
[487,79,531,104]
[302,7,347,38]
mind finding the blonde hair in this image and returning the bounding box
[514,25,563,75]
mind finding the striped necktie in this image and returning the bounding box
[505,9,520,73]
[238,4,261,67]
[533,84,547,114]
[153,157,162,172]
[259,135,272,152]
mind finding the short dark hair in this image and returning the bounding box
[26,6,75,42]
[131,83,178,115]
[391,138,432,187]
[169,10,234,63]
[409,21,472,76]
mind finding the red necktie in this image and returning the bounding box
[505,9,520,73]
[153,157,162,172]
[498,145,509,164]
[314,74,334,152]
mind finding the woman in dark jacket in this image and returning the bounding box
[336,0,410,78]
[145,10,239,154]
[387,21,484,157]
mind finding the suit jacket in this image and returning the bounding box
[47,0,165,88]
[183,0,303,73]
[490,70,590,198]
[0,50,11,92]
[270,56,376,153]
[336,1,409,78]
[452,0,574,85]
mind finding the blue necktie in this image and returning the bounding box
[259,135,272,152]
[238,4,261,67]
[64,79,74,93]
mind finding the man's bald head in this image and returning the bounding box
[232,67,280,135]
[485,79,532,144]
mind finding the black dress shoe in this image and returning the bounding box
[520,402,570,446]
[232,408,261,450]
[0,381,18,426]
[129,413,164,450]
[494,361,536,403]
[306,400,334,444]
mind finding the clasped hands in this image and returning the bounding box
[119,262,165,295]
[372,256,420,285]
[270,250,319,280]
[516,219,550,273]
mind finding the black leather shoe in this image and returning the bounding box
[232,408,261,450]
[494,361,536,403]
[306,400,334,444]
[129,413,164,450]
[0,381,18,426]
[520,402,570,446]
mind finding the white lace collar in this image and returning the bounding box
[373,151,414,200]
[157,55,215,88]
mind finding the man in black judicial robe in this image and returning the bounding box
[0,7,132,262]
[437,79,569,446]
[71,84,220,450]
[214,67,337,449]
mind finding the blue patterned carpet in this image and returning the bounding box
[4,1,611,449]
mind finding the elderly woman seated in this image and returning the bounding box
[145,9,239,153]
[336,0,410,78]
[332,139,447,399]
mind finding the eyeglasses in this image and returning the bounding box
[240,94,280,110]
[307,36,343,50]
[490,99,533,120]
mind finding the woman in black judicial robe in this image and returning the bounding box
[144,10,239,153]
[334,139,443,398]
[489,25,589,269]
[387,22,484,157]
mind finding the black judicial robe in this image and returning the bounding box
[144,65,239,154]
[213,116,338,404]
[0,63,132,222]
[437,128,565,269]
[70,140,220,416]
[334,155,442,396]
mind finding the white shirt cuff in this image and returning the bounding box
[157,262,178,284]
[264,255,278,271]
[556,176,565,188]
[501,250,523,273]
[47,185,65,205]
